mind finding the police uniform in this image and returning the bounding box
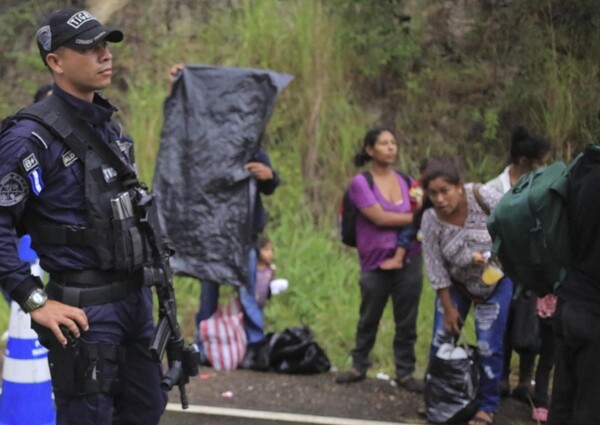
[0,81,166,424]
[0,9,167,425]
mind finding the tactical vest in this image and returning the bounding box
[9,96,154,272]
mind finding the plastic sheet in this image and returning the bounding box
[153,65,292,287]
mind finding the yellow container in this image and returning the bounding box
[482,264,504,285]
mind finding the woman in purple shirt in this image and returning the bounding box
[335,127,424,393]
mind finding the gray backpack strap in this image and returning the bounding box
[473,183,491,216]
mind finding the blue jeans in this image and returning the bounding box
[429,277,512,413]
[195,248,265,347]
[239,247,265,344]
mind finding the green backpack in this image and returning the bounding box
[487,156,581,296]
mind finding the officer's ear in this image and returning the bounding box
[45,49,65,75]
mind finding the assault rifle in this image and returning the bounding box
[135,186,199,409]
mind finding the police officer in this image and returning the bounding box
[0,8,167,424]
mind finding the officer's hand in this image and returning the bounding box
[245,162,274,181]
[30,300,89,346]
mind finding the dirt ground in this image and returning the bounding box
[171,367,533,425]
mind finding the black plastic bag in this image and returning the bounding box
[240,326,331,374]
[239,336,272,371]
[511,290,541,354]
[424,339,479,424]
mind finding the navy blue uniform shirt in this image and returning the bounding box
[0,84,134,305]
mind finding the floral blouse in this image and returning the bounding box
[421,183,503,299]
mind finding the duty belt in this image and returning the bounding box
[47,269,143,307]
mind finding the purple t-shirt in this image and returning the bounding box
[348,172,420,271]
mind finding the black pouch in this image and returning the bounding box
[512,291,541,354]
[47,343,81,394]
[44,336,122,396]
[112,217,147,270]
[32,322,81,394]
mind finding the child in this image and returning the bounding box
[380,179,423,270]
[255,236,276,308]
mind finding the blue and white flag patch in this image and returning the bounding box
[27,168,45,196]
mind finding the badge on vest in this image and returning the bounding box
[21,153,39,172]
[102,165,118,183]
[0,172,29,206]
[116,139,133,162]
[62,150,78,167]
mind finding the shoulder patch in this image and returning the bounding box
[0,173,29,207]
[62,150,79,167]
[27,168,45,196]
[21,153,39,172]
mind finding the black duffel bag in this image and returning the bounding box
[240,325,330,374]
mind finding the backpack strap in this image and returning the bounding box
[362,170,413,191]
[396,171,413,189]
[362,171,374,189]
[473,183,491,216]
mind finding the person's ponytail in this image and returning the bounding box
[353,148,371,167]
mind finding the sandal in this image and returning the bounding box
[468,411,494,425]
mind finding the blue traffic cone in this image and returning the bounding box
[0,301,55,425]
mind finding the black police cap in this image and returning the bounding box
[36,8,123,64]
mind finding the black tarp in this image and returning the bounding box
[153,65,292,287]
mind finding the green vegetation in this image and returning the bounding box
[0,0,599,376]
